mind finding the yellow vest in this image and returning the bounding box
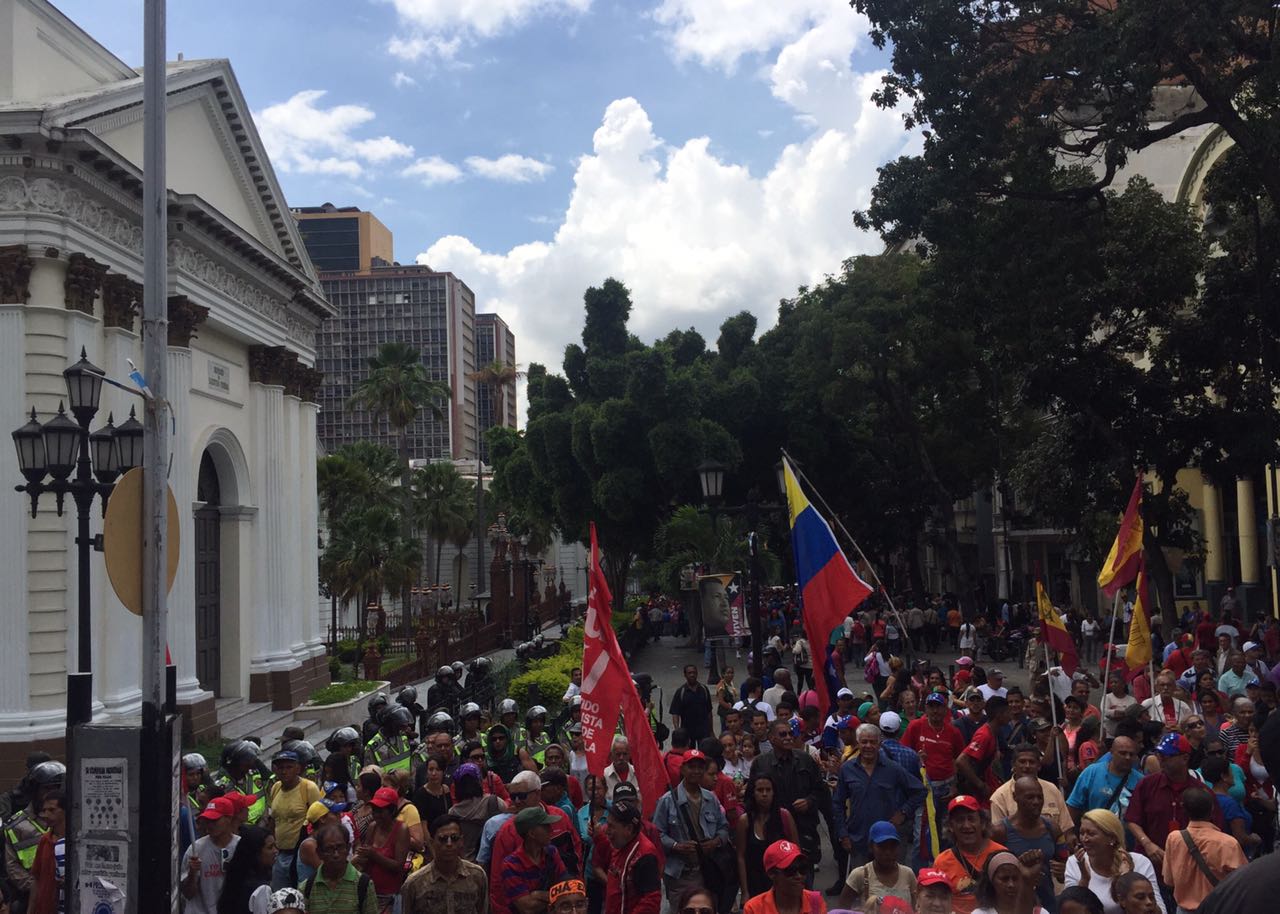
[4,810,46,870]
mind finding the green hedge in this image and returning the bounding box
[309,680,380,706]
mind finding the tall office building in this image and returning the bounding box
[474,313,517,460]
[293,207,517,464]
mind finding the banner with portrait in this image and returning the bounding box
[698,572,748,639]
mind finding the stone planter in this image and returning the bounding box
[302,680,390,731]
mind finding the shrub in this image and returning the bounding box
[336,639,361,663]
[308,680,380,706]
[508,666,569,716]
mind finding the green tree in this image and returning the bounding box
[412,462,474,589]
[851,0,1280,241]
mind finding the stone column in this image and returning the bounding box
[0,293,32,760]
[167,297,210,711]
[1238,478,1260,585]
[298,372,326,684]
[282,382,304,659]
[1202,477,1225,585]
[247,346,300,708]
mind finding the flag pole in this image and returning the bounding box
[1099,591,1120,731]
[781,449,913,651]
[1044,638,1066,789]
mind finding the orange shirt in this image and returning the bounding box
[744,889,828,914]
[1162,821,1246,911]
[932,841,1007,914]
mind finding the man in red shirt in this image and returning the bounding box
[1196,612,1218,652]
[904,692,966,805]
[489,783,583,914]
[1166,635,1196,678]
[602,799,661,914]
[1125,733,1224,862]
[956,696,1011,806]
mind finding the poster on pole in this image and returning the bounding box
[80,758,128,832]
[698,573,748,639]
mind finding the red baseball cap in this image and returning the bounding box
[948,795,981,813]
[198,797,236,821]
[918,869,953,891]
[762,839,805,871]
[223,792,258,810]
[880,898,914,914]
[370,787,400,808]
[681,749,708,765]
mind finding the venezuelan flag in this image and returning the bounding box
[1098,478,1144,598]
[783,458,872,714]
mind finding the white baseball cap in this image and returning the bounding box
[879,711,902,734]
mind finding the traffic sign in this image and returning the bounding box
[103,467,180,615]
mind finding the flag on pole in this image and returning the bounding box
[782,458,872,714]
[1125,556,1153,670]
[1035,576,1079,676]
[1098,478,1144,598]
[579,523,667,816]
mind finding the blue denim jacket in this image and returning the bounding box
[651,784,730,878]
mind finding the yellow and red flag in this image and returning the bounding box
[1097,478,1144,598]
[1036,577,1079,675]
[1125,556,1153,670]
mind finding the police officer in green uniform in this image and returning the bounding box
[212,740,267,824]
[361,692,390,746]
[325,727,364,784]
[366,705,417,773]
[524,706,553,766]
[4,760,63,908]
[182,752,209,814]
[453,703,485,751]
[494,698,528,748]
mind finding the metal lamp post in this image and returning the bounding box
[696,460,772,678]
[11,348,144,728]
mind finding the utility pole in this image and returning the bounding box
[140,1,176,911]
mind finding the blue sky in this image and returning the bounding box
[54,0,915,380]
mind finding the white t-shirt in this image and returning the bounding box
[978,684,1008,701]
[959,624,977,650]
[1063,852,1167,914]
[181,834,241,914]
[865,652,892,678]
[1081,619,1099,639]
[733,699,776,721]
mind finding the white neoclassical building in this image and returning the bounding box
[0,0,333,773]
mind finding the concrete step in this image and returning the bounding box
[217,698,295,745]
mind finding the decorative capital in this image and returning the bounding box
[64,253,109,315]
[0,245,34,303]
[167,295,210,347]
[278,350,303,397]
[292,363,324,403]
[248,345,291,386]
[101,274,142,332]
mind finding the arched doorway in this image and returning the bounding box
[195,451,222,695]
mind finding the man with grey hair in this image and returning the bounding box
[1218,697,1255,754]
[832,722,926,870]
[1219,652,1252,698]
[763,669,794,709]
[603,736,641,804]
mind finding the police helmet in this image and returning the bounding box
[498,698,519,717]
[367,692,390,717]
[182,753,208,772]
[30,761,65,786]
[526,705,548,725]
[224,739,260,768]
[326,727,361,753]
[451,661,465,679]
[282,740,319,770]
[397,686,418,706]
[474,657,492,673]
[460,702,482,720]
[426,711,455,734]
[437,665,454,680]
[383,706,414,731]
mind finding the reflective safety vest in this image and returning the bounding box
[372,734,415,772]
[5,809,46,871]
[347,753,361,784]
[363,734,387,768]
[525,731,552,766]
[212,769,267,824]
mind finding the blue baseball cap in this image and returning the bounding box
[925,691,948,705]
[836,715,856,730]
[869,820,899,845]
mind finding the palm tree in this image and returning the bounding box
[348,343,449,629]
[412,462,474,588]
[324,505,421,646]
[465,361,525,601]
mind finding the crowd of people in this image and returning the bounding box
[3,591,1280,914]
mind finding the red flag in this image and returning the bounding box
[579,523,667,816]
[1098,478,1144,598]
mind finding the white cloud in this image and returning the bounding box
[392,71,418,88]
[415,91,917,407]
[386,0,590,61]
[255,90,413,178]
[653,0,850,70]
[465,154,553,183]
[402,156,465,185]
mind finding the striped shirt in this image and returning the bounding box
[499,844,567,907]
[304,863,378,914]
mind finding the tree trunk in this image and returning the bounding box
[436,539,445,590]
[603,551,633,612]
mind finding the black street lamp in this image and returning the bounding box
[696,461,783,679]
[11,348,143,731]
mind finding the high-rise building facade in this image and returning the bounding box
[474,312,517,460]
[293,204,393,273]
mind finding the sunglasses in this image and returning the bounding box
[775,863,806,877]
[510,791,530,802]
[435,833,462,845]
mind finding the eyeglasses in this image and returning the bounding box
[435,833,462,845]
[319,844,346,855]
[776,863,806,877]
[510,791,529,802]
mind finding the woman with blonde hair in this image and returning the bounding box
[1062,810,1166,914]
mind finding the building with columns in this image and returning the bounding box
[0,0,333,770]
